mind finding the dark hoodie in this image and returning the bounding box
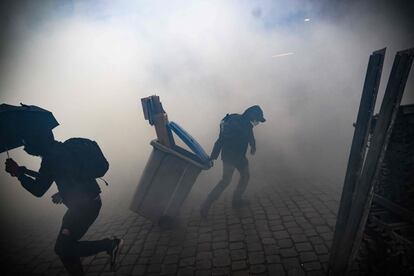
[18,141,101,208]
[210,113,255,165]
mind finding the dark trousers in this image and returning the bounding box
[54,197,111,276]
[205,160,250,205]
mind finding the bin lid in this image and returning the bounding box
[168,121,210,164]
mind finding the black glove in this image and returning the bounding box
[5,158,21,177]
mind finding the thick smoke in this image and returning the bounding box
[0,0,413,231]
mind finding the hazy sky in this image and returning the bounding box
[0,0,413,230]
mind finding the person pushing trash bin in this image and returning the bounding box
[1,104,123,276]
[200,105,266,218]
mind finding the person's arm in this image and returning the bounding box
[249,128,256,155]
[6,158,54,198]
[19,167,40,178]
[17,168,54,198]
[210,137,222,160]
[210,127,223,160]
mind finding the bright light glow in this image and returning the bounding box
[304,18,311,22]
[272,52,294,58]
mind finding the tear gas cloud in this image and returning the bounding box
[0,0,413,231]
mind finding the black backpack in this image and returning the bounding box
[220,114,245,141]
[64,138,109,179]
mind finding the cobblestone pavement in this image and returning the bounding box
[2,181,340,276]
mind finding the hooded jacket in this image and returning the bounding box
[211,113,256,165]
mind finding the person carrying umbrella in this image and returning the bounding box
[2,104,123,276]
[200,105,266,217]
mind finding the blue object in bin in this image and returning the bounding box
[168,121,210,164]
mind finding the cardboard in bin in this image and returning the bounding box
[130,122,211,228]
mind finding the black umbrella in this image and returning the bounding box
[0,103,59,156]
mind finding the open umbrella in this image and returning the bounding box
[0,103,59,156]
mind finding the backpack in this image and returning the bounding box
[64,138,109,179]
[220,114,245,141]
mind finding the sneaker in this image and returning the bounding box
[232,199,250,208]
[109,237,124,271]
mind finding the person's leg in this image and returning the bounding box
[55,210,86,276]
[201,162,235,217]
[58,255,84,276]
[54,198,118,275]
[232,159,250,207]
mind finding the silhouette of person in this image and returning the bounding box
[5,127,123,276]
[200,105,266,217]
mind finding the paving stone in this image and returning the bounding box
[137,257,149,265]
[266,254,281,263]
[212,241,228,250]
[268,263,286,275]
[307,271,326,276]
[314,244,329,254]
[246,242,263,252]
[309,237,324,245]
[270,224,285,231]
[161,264,178,275]
[295,242,313,252]
[303,261,322,271]
[278,239,294,248]
[116,265,134,275]
[299,252,318,263]
[232,260,248,271]
[231,249,247,261]
[181,247,197,258]
[197,243,211,252]
[177,267,195,276]
[318,254,329,262]
[262,237,276,245]
[280,248,298,258]
[249,264,266,274]
[304,229,318,237]
[196,251,212,261]
[213,248,229,258]
[273,230,290,239]
[264,244,279,255]
[291,234,307,243]
[213,255,231,267]
[196,259,212,270]
[248,252,265,265]
[229,242,244,250]
[164,254,179,264]
[232,270,250,276]
[212,267,230,275]
[315,226,331,234]
[179,257,195,267]
[150,254,164,264]
[147,263,162,273]
[195,270,212,276]
[320,232,333,241]
[199,234,212,243]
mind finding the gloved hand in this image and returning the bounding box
[250,146,256,155]
[51,192,63,204]
[5,158,21,177]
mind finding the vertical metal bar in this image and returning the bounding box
[333,48,413,275]
[328,49,385,275]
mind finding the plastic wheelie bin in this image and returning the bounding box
[130,121,211,229]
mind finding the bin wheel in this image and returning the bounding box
[158,216,175,230]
